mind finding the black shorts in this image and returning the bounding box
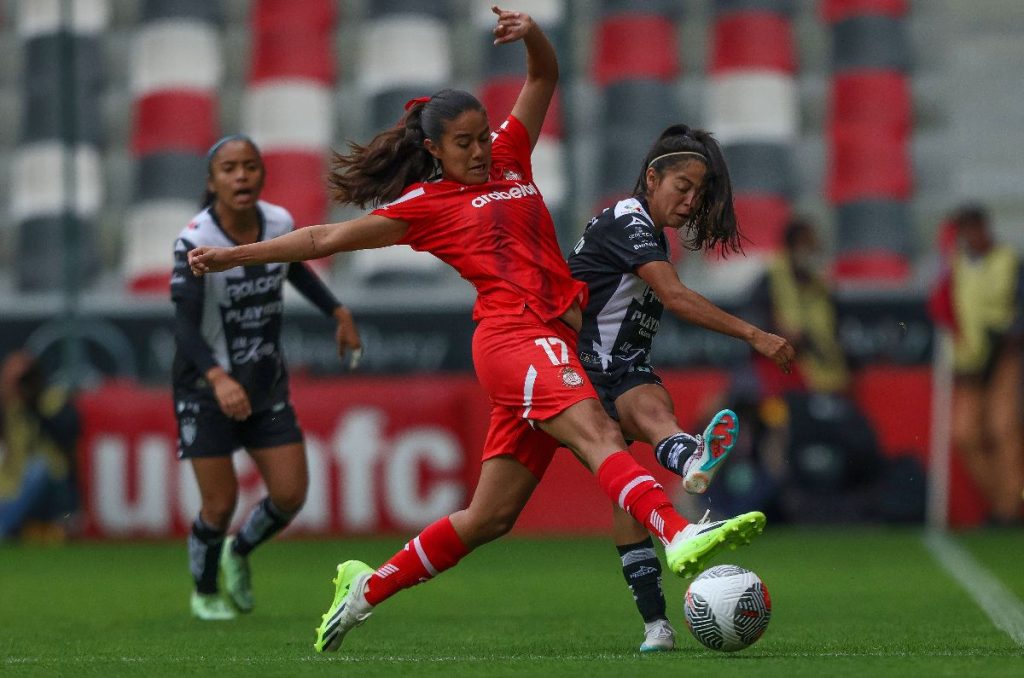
[174,392,303,459]
[586,364,663,422]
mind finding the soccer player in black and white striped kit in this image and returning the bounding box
[569,124,795,651]
[171,135,362,620]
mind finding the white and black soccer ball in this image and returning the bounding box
[683,564,772,652]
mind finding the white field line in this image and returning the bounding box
[924,530,1024,646]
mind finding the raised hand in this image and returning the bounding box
[491,5,536,45]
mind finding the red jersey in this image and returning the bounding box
[371,115,586,322]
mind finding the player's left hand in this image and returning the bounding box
[333,306,364,370]
[491,6,536,45]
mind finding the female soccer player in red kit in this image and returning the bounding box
[188,6,771,651]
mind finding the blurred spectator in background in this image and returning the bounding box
[733,217,888,524]
[930,204,1023,526]
[757,217,849,395]
[0,351,80,542]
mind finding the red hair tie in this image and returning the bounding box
[404,96,431,111]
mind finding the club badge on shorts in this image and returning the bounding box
[180,417,197,446]
[560,366,584,388]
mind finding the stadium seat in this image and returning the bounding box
[132,91,218,155]
[591,14,678,87]
[260,151,328,229]
[733,194,792,253]
[832,250,910,283]
[358,16,450,96]
[829,71,911,135]
[827,125,911,203]
[707,72,799,145]
[709,12,796,74]
[821,0,908,23]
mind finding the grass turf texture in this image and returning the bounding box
[2,529,1022,677]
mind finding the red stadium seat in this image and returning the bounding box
[252,0,335,30]
[129,270,172,295]
[260,151,328,229]
[829,71,911,134]
[249,27,334,84]
[733,194,791,253]
[833,249,909,282]
[249,0,336,84]
[821,0,908,23]
[480,76,563,138]
[591,14,678,86]
[131,91,218,155]
[827,124,911,203]
[709,12,796,75]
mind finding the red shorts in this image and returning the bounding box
[472,309,598,479]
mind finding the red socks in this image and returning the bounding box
[597,451,688,544]
[364,516,469,606]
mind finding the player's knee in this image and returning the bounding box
[271,487,306,515]
[201,500,236,529]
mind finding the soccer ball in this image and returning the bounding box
[683,564,772,652]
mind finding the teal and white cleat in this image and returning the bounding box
[682,409,740,494]
[313,560,375,653]
[221,536,254,613]
[190,591,237,621]
[639,619,676,652]
[664,511,766,579]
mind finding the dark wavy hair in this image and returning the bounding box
[633,124,741,255]
[328,89,485,208]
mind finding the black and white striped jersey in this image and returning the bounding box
[568,196,671,378]
[170,201,338,412]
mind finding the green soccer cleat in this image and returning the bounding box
[313,560,375,653]
[190,591,237,621]
[221,536,254,613]
[682,409,740,494]
[664,511,766,579]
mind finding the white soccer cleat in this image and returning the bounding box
[313,560,375,653]
[639,618,676,652]
[190,591,237,621]
[682,409,739,494]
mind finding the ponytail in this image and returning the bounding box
[329,88,484,208]
[634,124,741,255]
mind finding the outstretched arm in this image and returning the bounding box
[637,260,796,373]
[493,5,557,150]
[188,214,408,275]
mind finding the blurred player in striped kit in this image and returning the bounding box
[172,135,362,620]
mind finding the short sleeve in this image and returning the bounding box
[490,115,533,182]
[598,213,670,272]
[371,185,432,247]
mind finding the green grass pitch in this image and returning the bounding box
[2,529,1022,676]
